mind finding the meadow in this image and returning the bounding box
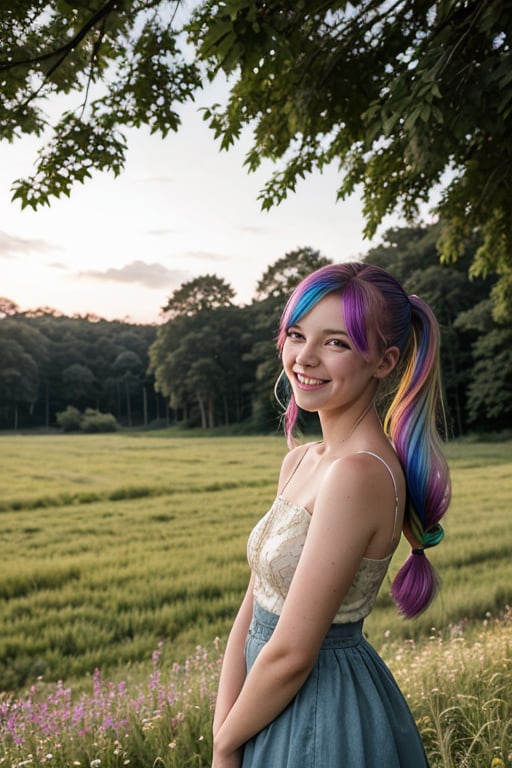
[0,432,511,767]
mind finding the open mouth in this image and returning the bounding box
[296,373,328,387]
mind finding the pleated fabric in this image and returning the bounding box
[242,602,429,768]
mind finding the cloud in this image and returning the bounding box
[48,261,69,270]
[144,228,179,237]
[0,230,57,259]
[78,260,190,289]
[239,225,271,235]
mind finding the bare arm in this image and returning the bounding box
[213,574,255,736]
[213,453,392,758]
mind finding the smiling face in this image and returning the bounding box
[281,292,389,415]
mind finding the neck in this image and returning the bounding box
[319,398,378,449]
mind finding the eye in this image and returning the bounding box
[286,329,304,341]
[327,338,350,349]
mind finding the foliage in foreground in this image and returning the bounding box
[2,3,512,319]
[0,642,217,768]
[386,607,512,768]
[0,611,511,768]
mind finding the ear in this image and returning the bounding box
[373,346,400,379]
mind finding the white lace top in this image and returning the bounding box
[246,451,398,624]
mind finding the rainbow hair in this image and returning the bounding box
[276,262,451,618]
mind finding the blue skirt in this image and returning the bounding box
[242,602,429,767]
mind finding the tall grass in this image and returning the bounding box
[385,607,512,768]
[0,610,510,767]
[0,434,286,690]
[0,433,511,766]
[0,434,511,690]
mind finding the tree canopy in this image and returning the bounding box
[190,0,512,319]
[1,1,200,206]
[0,310,159,430]
[161,274,236,318]
[2,1,511,317]
[0,229,510,433]
[256,246,331,300]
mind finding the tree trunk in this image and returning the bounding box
[116,381,121,418]
[45,380,50,428]
[235,386,241,423]
[196,392,207,429]
[143,386,148,427]
[125,382,132,427]
[208,396,215,429]
[445,325,463,437]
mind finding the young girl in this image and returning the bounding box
[212,262,450,767]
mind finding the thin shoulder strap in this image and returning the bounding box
[356,450,400,548]
[280,443,312,494]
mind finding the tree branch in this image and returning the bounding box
[0,0,120,72]
[80,12,109,118]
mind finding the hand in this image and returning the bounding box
[212,745,243,768]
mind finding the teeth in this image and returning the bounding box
[297,373,324,386]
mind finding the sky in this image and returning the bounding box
[0,86,405,326]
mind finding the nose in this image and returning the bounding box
[295,341,319,367]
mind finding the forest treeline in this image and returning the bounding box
[1,225,511,435]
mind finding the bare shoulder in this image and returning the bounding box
[281,440,317,468]
[320,449,403,507]
[278,441,316,489]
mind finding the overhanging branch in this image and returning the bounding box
[0,0,120,72]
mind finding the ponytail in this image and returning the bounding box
[384,296,451,618]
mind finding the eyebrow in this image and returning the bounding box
[291,323,349,336]
[323,328,349,336]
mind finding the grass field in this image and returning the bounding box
[0,433,285,691]
[0,432,511,693]
[0,432,511,767]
